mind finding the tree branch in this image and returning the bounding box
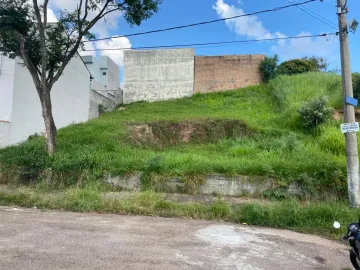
[98,7,121,20]
[47,68,55,83]
[78,0,84,22]
[13,31,41,92]
[98,2,127,21]
[83,0,89,21]
[32,0,44,30]
[85,0,112,31]
[50,40,83,88]
[32,0,48,90]
[50,0,125,88]
[43,0,50,26]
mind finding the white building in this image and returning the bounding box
[82,55,123,120]
[82,56,120,92]
[0,54,121,148]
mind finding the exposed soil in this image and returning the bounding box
[131,119,251,146]
[333,110,360,121]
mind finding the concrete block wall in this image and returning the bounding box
[123,49,195,104]
[194,55,265,93]
[89,90,122,120]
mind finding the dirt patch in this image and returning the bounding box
[333,110,360,121]
[132,125,157,143]
[130,119,251,146]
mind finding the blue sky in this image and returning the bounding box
[50,0,360,71]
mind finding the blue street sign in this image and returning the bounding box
[346,96,359,107]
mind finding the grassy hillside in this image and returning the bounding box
[0,72,350,196]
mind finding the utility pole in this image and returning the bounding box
[337,0,360,207]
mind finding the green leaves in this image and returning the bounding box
[0,0,162,82]
[259,54,278,82]
[277,59,318,75]
[353,73,360,100]
[123,0,162,26]
[298,96,334,130]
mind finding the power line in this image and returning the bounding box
[83,32,337,52]
[287,0,338,29]
[85,0,318,42]
[285,0,338,30]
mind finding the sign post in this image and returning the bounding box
[341,122,360,134]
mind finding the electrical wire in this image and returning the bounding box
[83,32,337,52]
[285,0,338,30]
[85,0,318,42]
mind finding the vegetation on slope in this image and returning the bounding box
[0,72,350,196]
[0,187,359,239]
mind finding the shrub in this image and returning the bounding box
[353,73,360,100]
[277,59,317,75]
[297,96,334,129]
[259,55,278,82]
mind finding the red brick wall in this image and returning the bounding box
[194,55,265,93]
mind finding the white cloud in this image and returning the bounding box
[80,37,131,67]
[213,0,273,40]
[25,1,129,69]
[213,0,337,61]
[26,0,58,22]
[94,37,131,67]
[50,0,122,38]
[47,8,58,23]
[271,31,338,61]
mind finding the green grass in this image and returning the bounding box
[0,186,358,239]
[0,72,349,196]
[268,72,342,129]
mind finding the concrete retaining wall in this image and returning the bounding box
[123,49,195,104]
[199,175,273,196]
[105,173,276,197]
[194,55,265,93]
[104,173,142,191]
[153,175,274,196]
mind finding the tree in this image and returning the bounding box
[353,73,360,100]
[259,54,278,82]
[302,56,328,72]
[277,59,317,76]
[0,0,161,155]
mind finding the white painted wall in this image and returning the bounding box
[82,56,120,91]
[0,122,11,148]
[106,57,120,91]
[9,55,91,145]
[0,55,15,122]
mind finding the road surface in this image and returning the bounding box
[0,206,352,270]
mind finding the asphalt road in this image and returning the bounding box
[0,206,352,270]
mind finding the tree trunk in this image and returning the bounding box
[40,89,57,155]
